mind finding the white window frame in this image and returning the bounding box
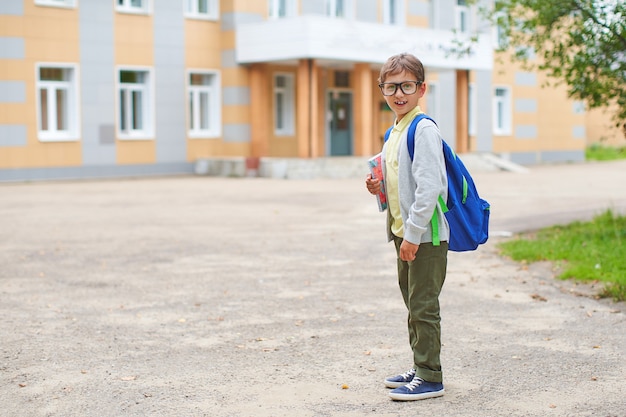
[383,0,405,25]
[455,0,470,33]
[273,73,295,136]
[187,69,221,138]
[426,82,439,122]
[493,86,512,136]
[116,0,150,15]
[35,0,76,8]
[116,66,155,140]
[325,0,354,19]
[492,11,508,50]
[268,0,297,19]
[468,83,477,136]
[36,63,80,142]
[184,0,219,20]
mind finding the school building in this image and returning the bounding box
[0,0,621,181]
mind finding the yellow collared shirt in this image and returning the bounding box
[385,106,423,238]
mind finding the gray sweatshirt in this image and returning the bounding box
[382,118,450,245]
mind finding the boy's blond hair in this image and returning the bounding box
[378,53,425,84]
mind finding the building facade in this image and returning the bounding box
[0,0,614,181]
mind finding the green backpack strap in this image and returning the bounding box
[430,195,449,246]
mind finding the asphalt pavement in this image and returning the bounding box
[1,159,625,417]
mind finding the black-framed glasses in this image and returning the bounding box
[378,81,422,96]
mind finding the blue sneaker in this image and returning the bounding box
[384,368,416,388]
[388,377,444,401]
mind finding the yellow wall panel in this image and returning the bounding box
[115,14,153,65]
[222,105,250,123]
[224,0,267,15]
[0,142,82,168]
[27,39,80,62]
[587,106,625,146]
[0,16,26,35]
[185,20,221,68]
[268,137,298,157]
[0,103,31,123]
[187,139,249,158]
[23,3,79,61]
[0,61,33,80]
[222,67,249,86]
[407,16,428,28]
[116,141,156,164]
[220,31,235,49]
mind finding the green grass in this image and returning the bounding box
[586,144,626,161]
[498,210,626,301]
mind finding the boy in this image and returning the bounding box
[365,53,449,401]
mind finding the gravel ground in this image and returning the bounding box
[1,160,625,417]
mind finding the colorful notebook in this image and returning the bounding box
[367,153,387,212]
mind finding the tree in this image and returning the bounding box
[476,0,626,135]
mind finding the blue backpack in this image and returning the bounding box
[384,114,490,252]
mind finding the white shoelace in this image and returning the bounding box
[401,369,416,380]
[405,377,424,390]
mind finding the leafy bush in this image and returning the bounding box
[586,144,626,161]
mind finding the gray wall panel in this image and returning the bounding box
[515,125,537,139]
[355,0,377,21]
[509,152,538,165]
[437,0,455,30]
[0,0,23,15]
[0,162,194,182]
[0,37,24,59]
[221,49,237,68]
[541,150,585,163]
[515,98,537,113]
[515,71,537,86]
[0,125,27,146]
[409,0,430,17]
[154,0,186,163]
[475,70,492,152]
[223,86,250,106]
[301,0,325,15]
[0,81,26,102]
[223,124,250,142]
[221,12,261,31]
[79,0,116,165]
[438,70,456,148]
[572,126,586,139]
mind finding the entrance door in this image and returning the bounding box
[328,91,352,156]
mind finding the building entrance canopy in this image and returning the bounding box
[236,15,493,71]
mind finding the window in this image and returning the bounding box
[383,0,404,25]
[494,12,508,50]
[455,0,470,33]
[326,0,353,18]
[269,0,296,18]
[35,0,76,8]
[493,87,511,135]
[188,70,221,138]
[36,64,79,142]
[334,71,350,88]
[117,68,153,139]
[116,0,149,14]
[185,0,219,20]
[274,74,295,135]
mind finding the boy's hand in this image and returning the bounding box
[365,174,381,195]
[400,240,419,262]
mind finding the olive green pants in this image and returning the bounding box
[393,235,448,383]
